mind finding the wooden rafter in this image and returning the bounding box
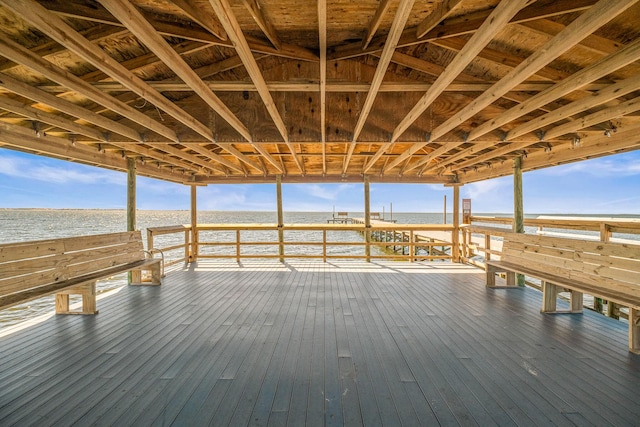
[329,0,599,61]
[506,73,640,141]
[362,0,530,174]
[0,33,179,142]
[362,0,393,50]
[450,78,640,173]
[0,121,191,183]
[382,0,640,174]
[209,0,301,174]
[0,94,107,142]
[318,0,327,175]
[416,0,465,39]
[343,0,416,175]
[242,0,281,50]
[413,37,640,174]
[169,0,226,40]
[458,122,640,183]
[543,97,640,140]
[0,72,141,141]
[95,0,281,173]
[33,80,604,94]
[36,0,317,62]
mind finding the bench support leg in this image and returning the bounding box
[630,308,640,355]
[569,290,583,313]
[541,282,583,314]
[130,261,162,286]
[55,281,99,315]
[541,281,558,312]
[486,265,517,289]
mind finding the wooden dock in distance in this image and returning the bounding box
[1,260,639,425]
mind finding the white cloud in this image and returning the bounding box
[543,157,640,177]
[0,153,124,185]
[464,178,508,199]
[305,183,357,201]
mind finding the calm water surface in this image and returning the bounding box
[1,210,638,328]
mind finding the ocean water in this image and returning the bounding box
[1,210,638,328]
[0,210,447,327]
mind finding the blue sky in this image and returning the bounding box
[1,148,639,214]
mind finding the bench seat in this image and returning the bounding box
[485,232,640,354]
[0,231,162,315]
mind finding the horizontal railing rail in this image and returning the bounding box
[147,223,456,263]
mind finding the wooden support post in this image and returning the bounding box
[127,158,140,284]
[190,185,198,262]
[513,157,525,287]
[323,230,327,262]
[452,185,460,262]
[236,229,241,263]
[276,175,284,263]
[364,175,371,262]
[484,234,491,261]
[410,230,414,262]
[443,194,447,224]
[630,308,640,354]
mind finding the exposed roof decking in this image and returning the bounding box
[0,0,639,184]
[1,261,639,425]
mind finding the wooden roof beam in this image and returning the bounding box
[543,96,640,140]
[209,0,299,174]
[0,95,107,142]
[186,144,245,175]
[506,72,640,141]
[328,0,598,61]
[362,0,393,50]
[344,0,416,175]
[0,24,128,73]
[0,121,190,183]
[416,0,465,39]
[0,72,141,142]
[363,0,530,174]
[417,36,640,174]
[384,0,640,173]
[242,0,281,50]
[450,83,640,173]
[0,33,180,143]
[94,0,282,173]
[37,0,317,62]
[169,0,226,40]
[457,122,640,184]
[318,0,327,175]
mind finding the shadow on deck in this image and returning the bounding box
[1,261,639,426]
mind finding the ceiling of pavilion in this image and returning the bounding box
[0,0,639,185]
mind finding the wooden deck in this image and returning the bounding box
[1,261,639,426]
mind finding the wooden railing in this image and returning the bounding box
[146,223,456,263]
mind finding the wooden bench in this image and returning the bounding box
[485,232,640,354]
[0,231,162,315]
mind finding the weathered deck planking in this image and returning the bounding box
[1,261,639,426]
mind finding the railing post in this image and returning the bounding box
[323,229,327,262]
[184,229,190,263]
[410,230,414,262]
[276,175,284,263]
[190,185,198,262]
[364,175,371,262]
[236,229,241,263]
[513,157,525,286]
[452,185,460,262]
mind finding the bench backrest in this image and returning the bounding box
[500,232,640,292]
[0,231,146,298]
